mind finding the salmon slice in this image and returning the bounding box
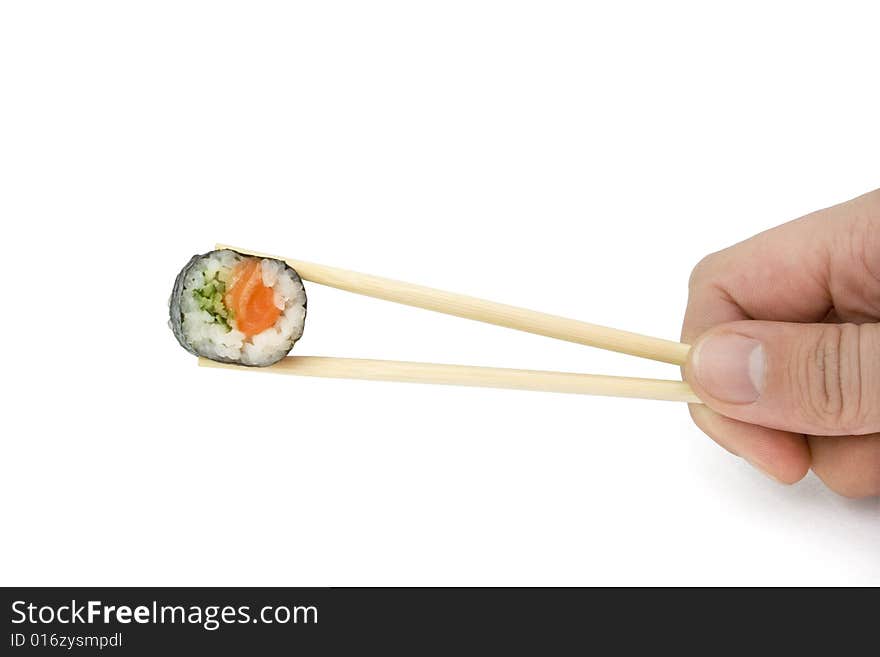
[225,259,282,337]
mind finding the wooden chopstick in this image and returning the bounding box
[217,244,691,366]
[199,356,700,403]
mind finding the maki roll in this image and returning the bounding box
[170,249,307,366]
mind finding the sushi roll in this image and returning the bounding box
[169,249,307,366]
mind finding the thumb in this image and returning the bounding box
[685,321,880,435]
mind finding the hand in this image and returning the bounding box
[682,189,880,498]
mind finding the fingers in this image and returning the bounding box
[683,189,880,329]
[689,404,811,484]
[681,190,880,497]
[686,320,880,436]
[808,434,880,499]
[690,400,880,496]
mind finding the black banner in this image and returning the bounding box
[1,587,871,654]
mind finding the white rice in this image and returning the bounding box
[179,250,306,366]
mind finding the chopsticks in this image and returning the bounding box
[211,244,697,403]
[200,356,700,403]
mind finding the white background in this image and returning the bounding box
[1,2,878,586]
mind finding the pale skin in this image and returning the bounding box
[683,188,880,498]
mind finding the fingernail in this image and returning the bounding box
[692,334,765,403]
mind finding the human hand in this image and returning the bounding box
[682,189,880,498]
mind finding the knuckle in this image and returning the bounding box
[791,324,868,434]
[688,253,718,289]
[860,187,880,216]
[849,212,880,292]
